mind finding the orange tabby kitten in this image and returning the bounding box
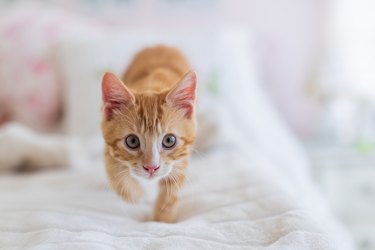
[101,46,197,223]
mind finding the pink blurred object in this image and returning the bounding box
[0,4,101,131]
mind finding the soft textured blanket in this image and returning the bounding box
[0,147,353,250]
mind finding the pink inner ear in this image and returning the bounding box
[171,84,196,118]
[102,72,134,120]
[167,72,197,119]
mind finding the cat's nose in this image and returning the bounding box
[143,165,160,174]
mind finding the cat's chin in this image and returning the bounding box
[133,173,164,182]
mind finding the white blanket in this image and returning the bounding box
[0,145,353,249]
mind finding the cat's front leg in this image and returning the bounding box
[105,154,144,203]
[109,170,144,203]
[153,173,185,223]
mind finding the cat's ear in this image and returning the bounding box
[166,71,197,119]
[102,72,135,120]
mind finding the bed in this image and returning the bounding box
[0,142,353,249]
[0,19,353,248]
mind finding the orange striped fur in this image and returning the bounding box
[101,46,197,223]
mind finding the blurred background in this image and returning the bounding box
[0,0,374,249]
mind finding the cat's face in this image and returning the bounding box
[101,72,196,180]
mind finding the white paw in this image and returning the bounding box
[0,123,33,172]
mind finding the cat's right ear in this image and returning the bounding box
[102,72,135,120]
[166,71,197,119]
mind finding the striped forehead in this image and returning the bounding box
[136,94,165,134]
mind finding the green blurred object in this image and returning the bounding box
[206,69,220,95]
[355,139,375,153]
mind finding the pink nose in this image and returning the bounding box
[143,165,160,174]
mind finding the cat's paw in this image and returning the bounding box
[153,210,177,223]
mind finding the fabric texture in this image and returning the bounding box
[0,145,353,249]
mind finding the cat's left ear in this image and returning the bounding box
[166,71,197,119]
[102,72,135,120]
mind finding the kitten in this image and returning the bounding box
[101,46,197,223]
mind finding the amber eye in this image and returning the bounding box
[162,134,176,149]
[125,134,140,149]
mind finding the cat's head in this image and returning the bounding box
[101,72,197,180]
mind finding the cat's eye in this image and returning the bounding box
[125,134,140,149]
[162,134,176,149]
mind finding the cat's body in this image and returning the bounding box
[101,46,197,222]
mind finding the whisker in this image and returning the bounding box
[191,147,206,160]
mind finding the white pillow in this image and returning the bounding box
[57,30,252,151]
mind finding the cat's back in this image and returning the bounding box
[122,46,190,93]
